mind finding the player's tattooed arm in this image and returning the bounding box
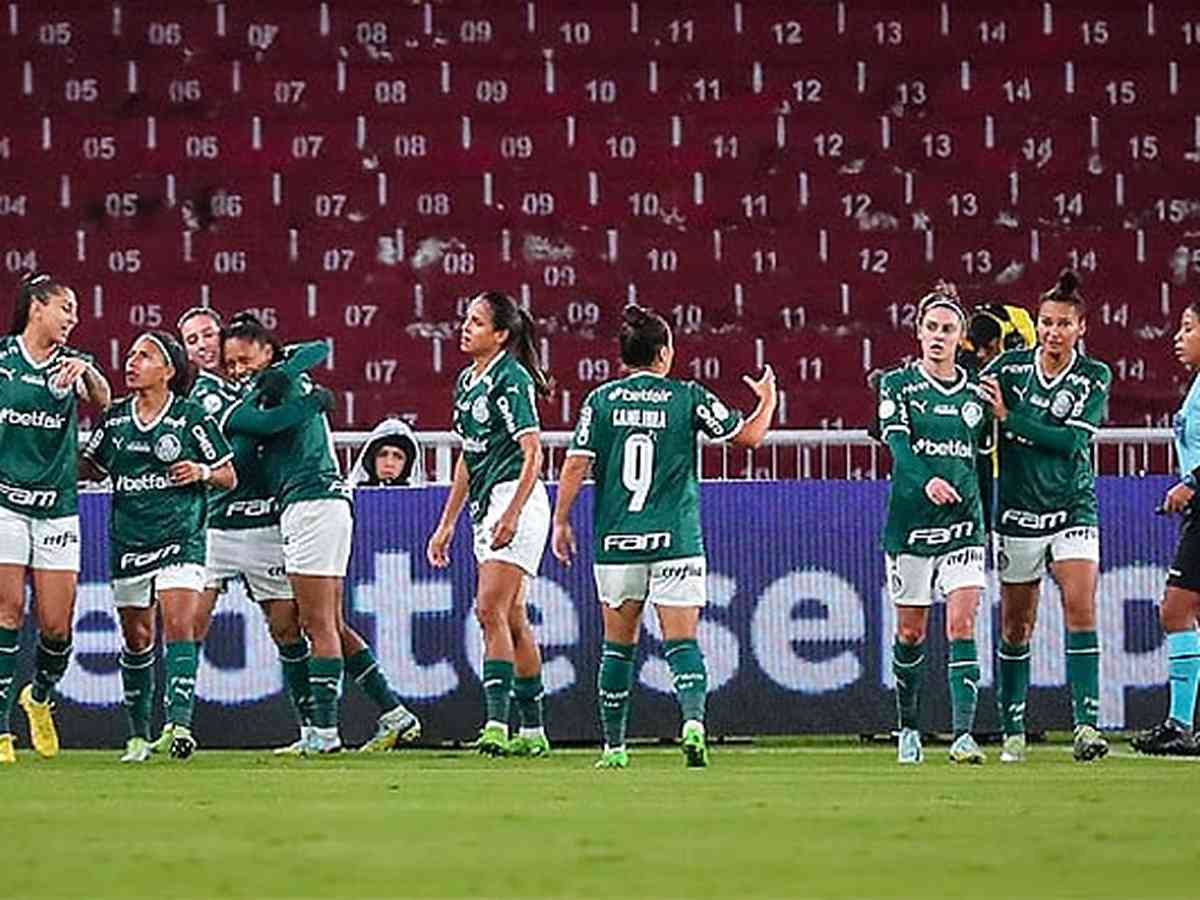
[78,363,112,411]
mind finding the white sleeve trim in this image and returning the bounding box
[510,425,539,440]
[1065,418,1099,434]
[565,448,596,458]
[881,424,910,438]
[208,452,234,469]
[707,415,746,445]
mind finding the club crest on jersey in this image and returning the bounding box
[203,393,223,415]
[154,433,182,463]
[878,398,896,420]
[1050,390,1073,419]
[471,395,490,423]
[961,401,983,429]
[45,371,71,400]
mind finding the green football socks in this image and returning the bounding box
[345,647,400,713]
[664,639,707,723]
[0,627,17,733]
[892,640,926,730]
[31,633,71,704]
[165,641,199,729]
[513,674,545,729]
[307,656,344,729]
[948,639,981,736]
[997,640,1031,736]
[1066,630,1100,728]
[598,641,636,750]
[278,640,313,725]
[120,646,155,740]
[481,659,514,727]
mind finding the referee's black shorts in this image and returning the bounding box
[1167,507,1200,591]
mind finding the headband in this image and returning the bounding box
[135,332,179,374]
[177,305,223,330]
[919,293,966,327]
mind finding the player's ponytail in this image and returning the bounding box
[618,303,671,367]
[1040,269,1086,316]
[223,311,284,360]
[140,330,195,396]
[10,272,72,335]
[477,291,552,398]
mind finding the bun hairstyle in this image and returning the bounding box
[914,280,966,335]
[1040,268,1085,315]
[474,290,552,398]
[11,271,73,335]
[222,310,284,359]
[139,330,195,396]
[618,303,672,367]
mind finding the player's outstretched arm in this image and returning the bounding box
[278,340,331,377]
[222,388,331,437]
[552,455,590,565]
[427,455,469,568]
[731,364,777,449]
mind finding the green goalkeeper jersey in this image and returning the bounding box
[568,371,745,564]
[452,351,541,524]
[83,393,232,579]
[982,346,1110,537]
[0,336,96,519]
[879,362,991,557]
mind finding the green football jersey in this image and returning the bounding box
[249,373,350,512]
[452,351,541,523]
[878,362,991,557]
[568,371,744,564]
[191,370,279,530]
[0,336,96,519]
[983,346,1111,537]
[83,393,232,579]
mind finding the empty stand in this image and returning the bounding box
[1,0,1191,427]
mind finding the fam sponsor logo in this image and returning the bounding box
[1000,508,1069,531]
[906,520,975,546]
[602,531,673,552]
[119,543,182,571]
[0,480,56,508]
[0,407,65,429]
[224,498,276,518]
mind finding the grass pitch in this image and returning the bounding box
[4,739,1194,900]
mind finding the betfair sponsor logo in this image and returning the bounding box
[0,407,65,429]
[120,543,182,570]
[1000,509,1069,531]
[0,480,56,508]
[607,387,671,404]
[906,521,975,546]
[602,531,673,552]
[115,472,173,493]
[612,408,666,429]
[911,437,972,458]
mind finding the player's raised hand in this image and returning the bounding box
[551,520,577,566]
[924,477,962,506]
[742,364,776,400]
[426,523,454,568]
[51,357,88,391]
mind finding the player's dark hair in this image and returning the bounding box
[619,303,671,367]
[10,272,71,335]
[915,285,966,335]
[222,311,284,360]
[967,310,1003,350]
[1188,300,1200,319]
[177,305,223,332]
[141,330,195,396]
[475,291,552,398]
[1039,269,1086,317]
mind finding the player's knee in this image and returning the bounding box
[896,622,926,645]
[122,622,153,652]
[475,601,507,633]
[270,618,302,645]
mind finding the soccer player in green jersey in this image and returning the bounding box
[183,310,419,755]
[878,288,993,765]
[980,271,1113,763]
[0,272,111,764]
[552,304,776,769]
[427,291,553,758]
[80,332,235,762]
[1132,301,1200,755]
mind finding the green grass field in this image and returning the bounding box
[4,740,1195,900]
